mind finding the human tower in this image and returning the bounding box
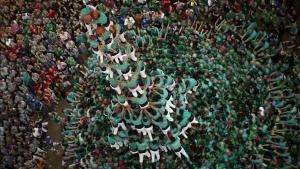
[74,2,199,165]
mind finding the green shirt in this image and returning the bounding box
[23,71,33,86]
[168,137,181,150]
[129,92,148,105]
[137,142,149,151]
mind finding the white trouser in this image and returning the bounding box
[139,151,150,163]
[112,121,127,135]
[102,68,113,79]
[193,84,199,92]
[168,80,176,91]
[129,85,144,97]
[160,145,168,152]
[111,85,121,94]
[180,125,189,138]
[175,147,189,159]
[107,39,114,50]
[118,54,124,62]
[184,93,188,104]
[136,85,144,94]
[165,103,174,110]
[150,150,160,163]
[145,126,153,141]
[136,127,147,136]
[111,142,122,149]
[130,48,137,61]
[112,54,120,64]
[123,69,132,80]
[167,96,174,105]
[129,87,138,97]
[180,117,199,138]
[130,150,138,154]
[189,117,199,126]
[93,50,104,63]
[116,69,122,76]
[116,52,125,63]
[140,102,149,109]
[165,97,175,117]
[120,100,129,106]
[112,51,122,64]
[104,21,113,32]
[165,111,174,122]
[140,67,147,78]
[162,126,170,135]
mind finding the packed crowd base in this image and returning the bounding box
[0,0,299,168]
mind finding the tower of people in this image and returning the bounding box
[77,3,199,165]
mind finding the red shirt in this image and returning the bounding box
[30,26,37,34]
[162,0,170,5]
[36,26,44,33]
[40,71,46,79]
[35,3,43,10]
[180,10,188,20]
[34,82,41,92]
[43,95,52,105]
[220,46,226,53]
[119,160,125,169]
[48,9,57,18]
[233,3,241,13]
[107,157,113,164]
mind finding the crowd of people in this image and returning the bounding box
[0,0,85,168]
[0,0,299,168]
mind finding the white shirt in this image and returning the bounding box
[31,73,40,82]
[0,81,7,91]
[138,0,147,3]
[60,31,70,42]
[85,24,93,36]
[124,17,135,29]
[259,107,265,116]
[57,61,67,70]
[0,67,8,77]
[33,128,40,138]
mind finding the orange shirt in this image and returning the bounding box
[38,159,44,169]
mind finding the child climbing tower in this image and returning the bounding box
[79,2,199,165]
